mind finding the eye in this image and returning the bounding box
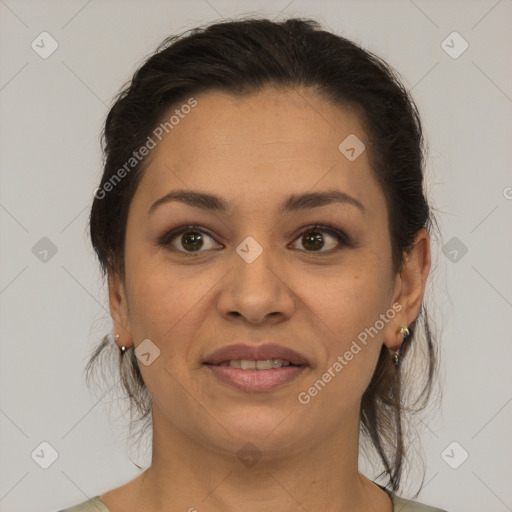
[158,223,351,255]
[289,224,348,253]
[158,225,221,254]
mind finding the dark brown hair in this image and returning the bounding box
[86,17,441,495]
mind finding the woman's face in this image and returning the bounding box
[110,87,414,456]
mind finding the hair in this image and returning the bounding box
[86,17,441,495]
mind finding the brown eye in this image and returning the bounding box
[158,224,350,255]
[291,225,348,253]
[301,230,325,251]
[179,231,206,252]
[159,226,221,253]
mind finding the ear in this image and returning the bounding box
[108,270,133,349]
[383,228,431,352]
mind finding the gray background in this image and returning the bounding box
[1,1,511,511]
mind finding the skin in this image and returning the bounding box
[103,87,431,512]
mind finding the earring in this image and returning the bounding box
[393,326,410,367]
[114,333,127,354]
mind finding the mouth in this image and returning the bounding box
[206,358,300,369]
[202,343,309,367]
[202,343,309,392]
[204,362,307,392]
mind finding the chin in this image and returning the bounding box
[205,409,311,453]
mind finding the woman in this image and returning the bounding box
[60,17,447,512]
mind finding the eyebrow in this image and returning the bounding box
[148,189,365,215]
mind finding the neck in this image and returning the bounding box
[135,403,391,512]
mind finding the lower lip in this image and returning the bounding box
[204,364,307,392]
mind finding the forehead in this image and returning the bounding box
[133,87,383,215]
[151,87,366,159]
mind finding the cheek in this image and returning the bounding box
[309,266,388,331]
[126,258,217,342]
[125,261,180,334]
[303,275,388,409]
[307,264,390,383]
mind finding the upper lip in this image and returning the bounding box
[203,343,309,366]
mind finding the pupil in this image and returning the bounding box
[303,231,324,251]
[182,231,203,251]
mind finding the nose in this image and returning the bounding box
[216,243,296,325]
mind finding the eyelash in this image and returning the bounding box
[157,224,351,256]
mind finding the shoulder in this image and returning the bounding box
[57,496,111,512]
[392,494,449,511]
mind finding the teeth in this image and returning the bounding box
[217,359,292,369]
[256,359,273,370]
[241,359,255,370]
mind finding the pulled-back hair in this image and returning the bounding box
[87,17,440,495]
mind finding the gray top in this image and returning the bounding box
[58,492,449,511]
